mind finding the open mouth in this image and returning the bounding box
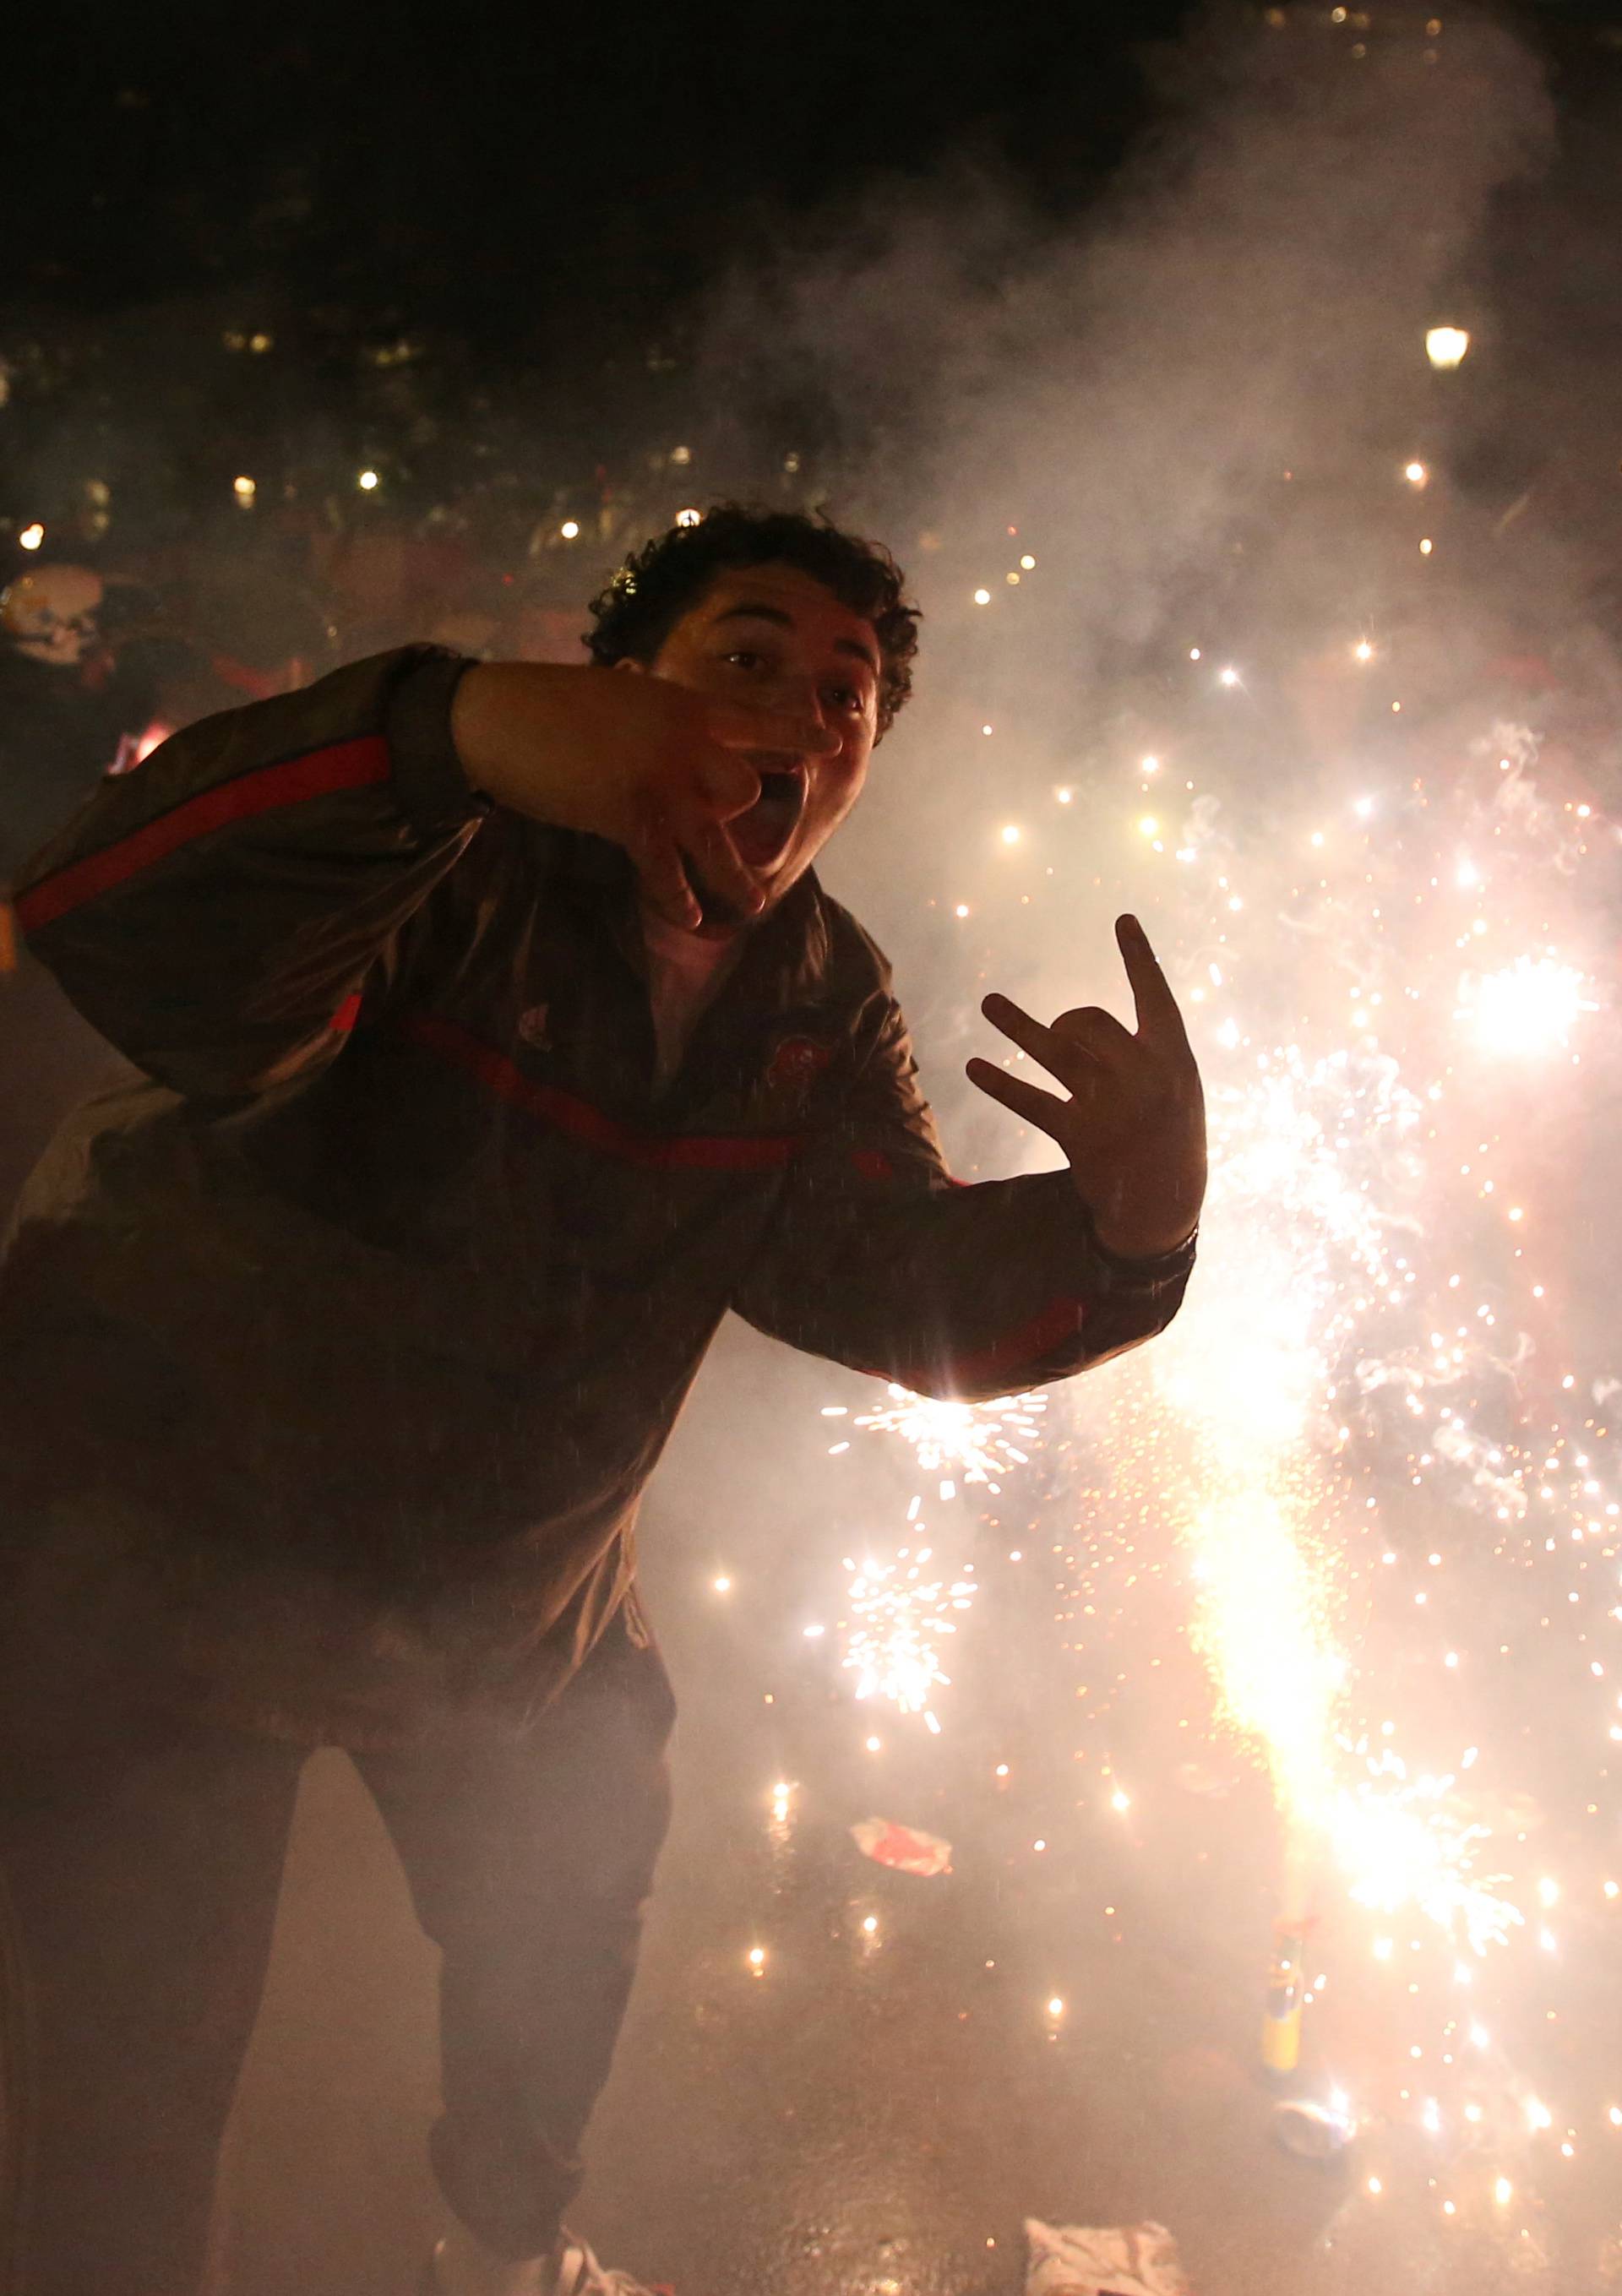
[730,761,807,871]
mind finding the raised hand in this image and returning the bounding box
[966,914,1206,1261]
[452,661,841,929]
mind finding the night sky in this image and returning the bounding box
[8,4,1622,562]
[9,3,1196,353]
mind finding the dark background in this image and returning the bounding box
[8,0,1622,562]
[0,0,1188,547]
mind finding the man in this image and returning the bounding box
[0,563,154,879]
[0,507,1204,2296]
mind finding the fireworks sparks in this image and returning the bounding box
[813,684,1616,2004]
[1185,1487,1345,1823]
[811,1389,1055,1727]
[1334,1762,1521,1956]
[821,1391,1049,1719]
[1456,953,1596,1058]
[839,1549,974,1717]
[848,1385,1046,1499]
[776,450,1621,2228]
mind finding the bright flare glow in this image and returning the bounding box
[1338,1764,1521,1955]
[357,469,380,491]
[1404,460,1429,487]
[1457,955,1594,1058]
[1152,1041,1526,1952]
[18,523,44,550]
[232,476,257,504]
[559,520,580,539]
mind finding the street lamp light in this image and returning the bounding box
[1425,325,1470,370]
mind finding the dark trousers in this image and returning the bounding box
[0,1608,675,2296]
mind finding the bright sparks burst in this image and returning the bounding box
[839,1548,977,1717]
[1333,1759,1522,1956]
[852,1385,1046,1499]
[793,494,1621,2181]
[1456,953,1595,1058]
[821,1393,1047,1723]
[1150,1034,1540,1947]
[1066,706,1621,1966]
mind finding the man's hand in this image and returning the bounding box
[451,661,840,930]
[966,915,1206,1261]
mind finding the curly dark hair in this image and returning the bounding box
[585,503,920,736]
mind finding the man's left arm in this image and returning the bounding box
[734,917,1203,1402]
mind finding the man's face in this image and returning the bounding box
[646,561,881,921]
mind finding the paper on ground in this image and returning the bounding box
[1024,2217,1190,2296]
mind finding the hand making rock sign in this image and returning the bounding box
[967,913,1207,1263]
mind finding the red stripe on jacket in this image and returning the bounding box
[406,1012,803,1173]
[14,735,392,933]
[910,1292,1083,1395]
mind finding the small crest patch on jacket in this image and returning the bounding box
[765,1033,833,1107]
[516,1003,552,1052]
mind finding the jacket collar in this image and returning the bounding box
[545,824,833,1007]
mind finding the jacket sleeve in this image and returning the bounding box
[735,992,1195,1403]
[11,647,485,1101]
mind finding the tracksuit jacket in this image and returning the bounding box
[0,645,1195,1745]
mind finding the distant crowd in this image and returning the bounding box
[0,509,611,893]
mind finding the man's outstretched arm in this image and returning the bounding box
[14,650,829,1103]
[14,647,486,1102]
[734,919,1203,1403]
